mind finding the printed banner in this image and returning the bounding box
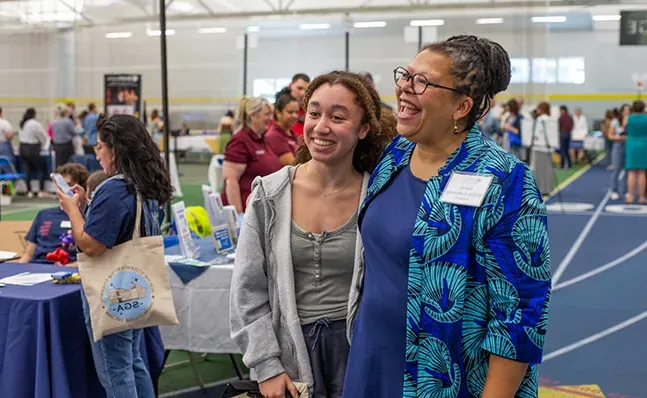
[104,74,142,118]
[620,11,647,46]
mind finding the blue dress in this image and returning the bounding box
[345,128,551,397]
[625,113,647,170]
[343,165,427,398]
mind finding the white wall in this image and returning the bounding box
[0,32,58,125]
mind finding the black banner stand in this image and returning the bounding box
[159,0,171,225]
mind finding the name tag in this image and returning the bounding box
[255,150,265,155]
[60,221,72,228]
[440,172,493,207]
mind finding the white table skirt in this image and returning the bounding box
[160,264,240,354]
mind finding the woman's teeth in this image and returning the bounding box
[399,102,420,116]
[314,139,334,146]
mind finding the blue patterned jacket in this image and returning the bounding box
[357,128,551,397]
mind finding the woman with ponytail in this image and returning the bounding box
[230,71,396,397]
[221,96,282,213]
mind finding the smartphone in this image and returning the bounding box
[50,173,74,197]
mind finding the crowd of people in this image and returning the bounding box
[0,102,100,198]
[603,101,647,203]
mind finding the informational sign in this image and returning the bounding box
[521,116,559,150]
[171,201,199,260]
[620,11,647,46]
[104,74,142,118]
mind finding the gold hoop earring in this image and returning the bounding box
[453,122,460,135]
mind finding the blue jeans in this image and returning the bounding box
[610,142,626,195]
[81,289,156,398]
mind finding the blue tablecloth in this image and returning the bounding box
[0,263,165,398]
[166,238,231,284]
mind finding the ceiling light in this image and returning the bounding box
[299,23,330,30]
[247,26,260,32]
[531,16,567,23]
[147,29,175,36]
[409,19,444,27]
[354,21,387,28]
[21,13,79,23]
[106,32,133,39]
[592,15,621,22]
[476,17,504,25]
[198,27,226,34]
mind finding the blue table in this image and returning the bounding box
[0,263,165,398]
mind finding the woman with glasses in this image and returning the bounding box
[343,36,551,398]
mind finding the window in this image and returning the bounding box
[253,78,292,102]
[510,58,530,84]
[557,57,585,84]
[532,58,557,84]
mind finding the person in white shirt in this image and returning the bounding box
[571,107,588,163]
[0,107,15,162]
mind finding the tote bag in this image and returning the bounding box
[78,194,179,342]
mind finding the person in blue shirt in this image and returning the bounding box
[57,114,173,398]
[82,103,99,154]
[343,35,551,398]
[19,163,90,265]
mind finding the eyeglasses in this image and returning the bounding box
[393,66,466,96]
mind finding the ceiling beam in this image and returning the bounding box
[195,0,217,16]
[82,0,634,27]
[124,0,150,15]
[283,0,296,11]
[262,0,277,11]
[58,0,94,25]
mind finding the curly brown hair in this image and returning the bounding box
[294,71,397,174]
[56,163,90,190]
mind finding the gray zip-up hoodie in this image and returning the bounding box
[229,165,367,389]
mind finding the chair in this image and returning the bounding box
[0,156,25,182]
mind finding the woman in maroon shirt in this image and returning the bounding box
[222,96,283,213]
[265,94,300,166]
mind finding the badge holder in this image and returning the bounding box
[440,172,494,208]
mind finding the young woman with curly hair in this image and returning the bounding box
[230,70,396,398]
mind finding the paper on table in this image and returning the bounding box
[0,272,54,286]
[0,251,18,261]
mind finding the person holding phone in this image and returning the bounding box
[19,163,90,264]
[57,114,172,398]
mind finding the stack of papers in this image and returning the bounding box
[165,256,211,267]
[0,272,54,286]
[0,251,18,261]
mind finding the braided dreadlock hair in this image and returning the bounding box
[422,35,511,131]
[294,70,397,174]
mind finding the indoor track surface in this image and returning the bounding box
[540,164,647,398]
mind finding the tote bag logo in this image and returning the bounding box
[102,266,154,321]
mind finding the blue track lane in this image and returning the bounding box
[541,164,647,397]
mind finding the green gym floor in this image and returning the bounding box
[0,158,591,395]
